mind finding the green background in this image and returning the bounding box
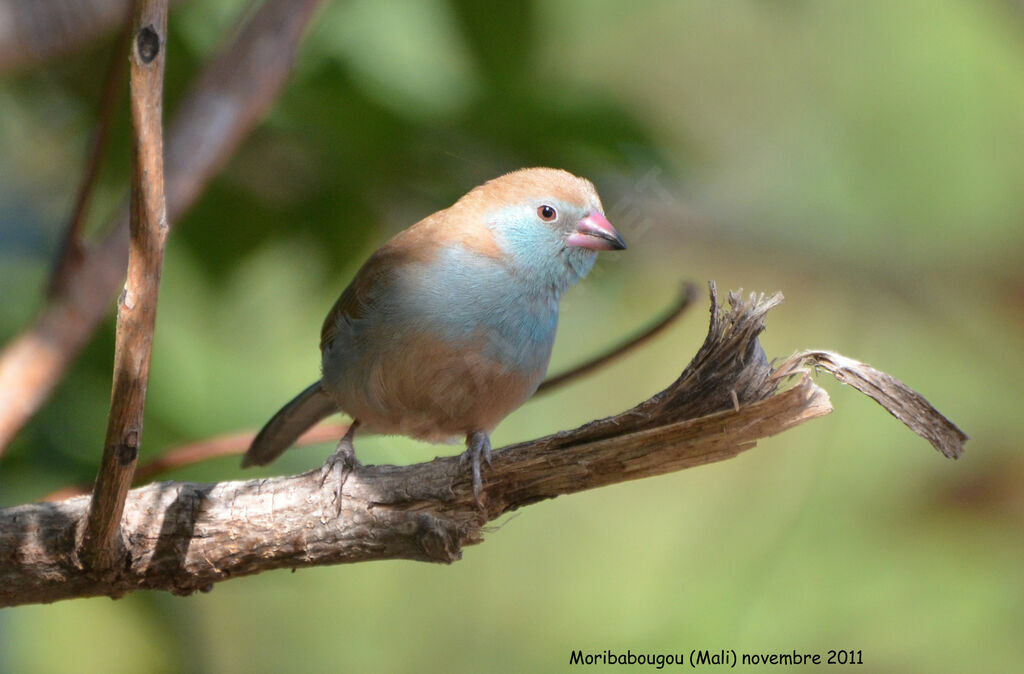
[1,1,1021,671]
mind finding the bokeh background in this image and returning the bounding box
[1,0,1022,671]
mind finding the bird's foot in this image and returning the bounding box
[459,431,492,508]
[319,422,361,516]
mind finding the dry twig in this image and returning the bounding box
[0,286,967,607]
[774,350,967,458]
[80,0,170,573]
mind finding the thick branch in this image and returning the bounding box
[0,287,967,607]
[81,0,169,572]
[0,0,324,454]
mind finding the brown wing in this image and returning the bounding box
[318,182,528,353]
[319,213,447,352]
[321,248,392,351]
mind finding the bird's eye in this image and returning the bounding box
[537,205,557,222]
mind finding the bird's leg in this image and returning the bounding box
[460,430,492,506]
[319,420,361,516]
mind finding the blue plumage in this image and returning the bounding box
[243,168,626,504]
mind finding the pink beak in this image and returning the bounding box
[566,211,627,251]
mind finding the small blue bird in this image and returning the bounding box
[242,168,626,502]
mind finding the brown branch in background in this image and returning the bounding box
[133,423,352,480]
[44,422,352,502]
[0,0,134,73]
[48,19,131,298]
[536,280,698,393]
[43,283,698,499]
[81,0,170,572]
[0,0,325,455]
[0,286,968,607]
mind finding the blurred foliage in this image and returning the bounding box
[1,0,1022,672]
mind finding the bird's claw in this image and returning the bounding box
[461,431,492,508]
[319,424,360,517]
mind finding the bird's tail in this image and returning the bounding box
[242,381,337,467]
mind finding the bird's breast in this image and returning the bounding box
[320,243,560,439]
[397,244,559,372]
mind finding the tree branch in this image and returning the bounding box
[0,286,967,607]
[81,0,170,573]
[0,0,324,455]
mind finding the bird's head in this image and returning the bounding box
[452,167,626,294]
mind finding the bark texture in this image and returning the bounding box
[81,0,170,573]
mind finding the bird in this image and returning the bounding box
[242,167,626,506]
